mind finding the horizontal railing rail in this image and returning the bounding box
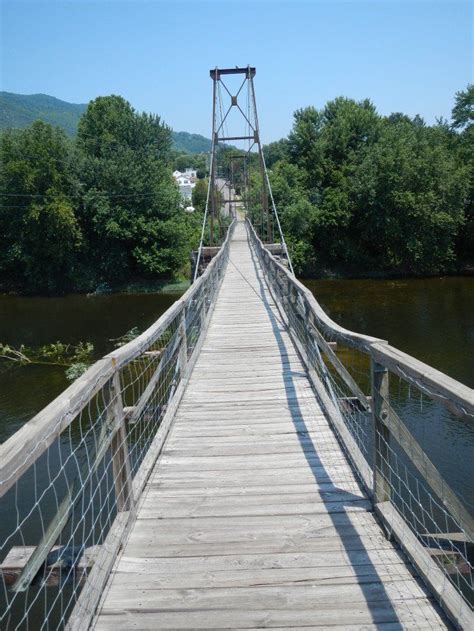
[0,220,235,630]
[247,218,474,630]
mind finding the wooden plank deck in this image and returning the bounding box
[94,222,449,629]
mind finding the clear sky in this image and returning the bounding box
[1,0,472,142]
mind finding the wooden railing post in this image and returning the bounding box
[109,370,133,512]
[179,307,188,373]
[371,358,391,503]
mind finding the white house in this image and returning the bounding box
[173,169,196,201]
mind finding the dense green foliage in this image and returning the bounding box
[263,86,473,276]
[0,96,201,294]
[0,92,213,152]
[2,87,472,293]
[192,178,209,213]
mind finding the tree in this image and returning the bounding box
[173,152,207,174]
[264,93,468,276]
[352,117,466,273]
[76,96,191,284]
[451,84,474,130]
[451,86,474,262]
[0,122,81,293]
[263,138,289,167]
[192,178,208,213]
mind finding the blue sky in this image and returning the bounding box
[1,0,472,141]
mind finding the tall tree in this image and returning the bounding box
[76,96,192,284]
[353,117,466,272]
[451,84,474,130]
[0,122,81,293]
[450,84,474,263]
[268,93,468,275]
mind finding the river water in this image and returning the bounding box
[0,276,472,504]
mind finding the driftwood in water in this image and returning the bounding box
[1,545,99,587]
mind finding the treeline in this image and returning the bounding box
[0,95,200,294]
[264,85,473,276]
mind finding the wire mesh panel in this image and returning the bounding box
[248,217,474,628]
[0,221,234,630]
[372,367,474,617]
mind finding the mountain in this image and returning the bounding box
[0,92,211,153]
[0,92,87,137]
[171,131,211,153]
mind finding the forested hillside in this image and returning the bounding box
[0,92,87,137]
[0,92,212,152]
[263,84,473,276]
[172,131,211,153]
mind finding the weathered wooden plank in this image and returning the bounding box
[163,439,345,456]
[151,467,361,488]
[108,562,417,590]
[95,616,445,631]
[143,488,365,506]
[113,547,410,575]
[123,535,399,560]
[99,580,432,611]
[147,481,363,497]
[93,221,450,631]
[95,602,448,630]
[127,512,384,543]
[169,425,332,438]
[139,499,371,519]
[174,407,326,420]
[156,454,351,473]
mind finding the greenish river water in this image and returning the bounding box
[0,277,472,464]
[0,278,471,481]
[303,276,474,388]
[1,276,472,496]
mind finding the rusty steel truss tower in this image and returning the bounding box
[193,66,293,281]
[208,66,273,244]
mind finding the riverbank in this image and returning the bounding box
[0,277,191,298]
[298,264,474,281]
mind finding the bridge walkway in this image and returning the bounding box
[94,221,448,629]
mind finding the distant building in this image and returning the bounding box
[173,169,196,201]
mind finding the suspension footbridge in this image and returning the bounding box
[0,68,473,630]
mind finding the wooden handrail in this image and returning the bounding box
[247,216,473,627]
[0,220,236,499]
[247,218,474,422]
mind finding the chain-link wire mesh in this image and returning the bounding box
[0,222,234,630]
[248,218,473,624]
